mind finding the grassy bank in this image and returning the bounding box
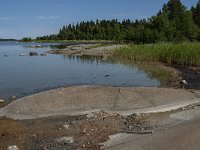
[113,43,200,67]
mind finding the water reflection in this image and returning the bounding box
[0,42,161,100]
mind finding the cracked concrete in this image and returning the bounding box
[0,86,200,120]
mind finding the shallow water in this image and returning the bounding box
[0,42,160,100]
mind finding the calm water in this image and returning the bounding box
[0,41,160,100]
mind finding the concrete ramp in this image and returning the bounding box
[0,86,199,120]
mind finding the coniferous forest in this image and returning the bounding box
[34,0,200,44]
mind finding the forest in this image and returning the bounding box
[28,0,200,44]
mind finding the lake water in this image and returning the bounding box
[0,41,160,100]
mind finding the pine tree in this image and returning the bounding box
[192,0,200,27]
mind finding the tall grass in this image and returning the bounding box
[113,43,200,67]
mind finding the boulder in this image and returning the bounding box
[0,99,5,103]
[181,80,188,85]
[29,52,38,56]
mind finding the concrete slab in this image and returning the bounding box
[103,117,200,150]
[0,86,199,120]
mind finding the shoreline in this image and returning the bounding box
[1,43,200,149]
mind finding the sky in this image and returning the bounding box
[0,0,198,39]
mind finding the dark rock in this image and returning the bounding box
[104,75,110,77]
[19,54,26,56]
[29,52,38,56]
[40,53,47,56]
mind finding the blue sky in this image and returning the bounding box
[0,0,198,39]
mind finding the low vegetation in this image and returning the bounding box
[113,43,200,67]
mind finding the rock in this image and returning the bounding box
[32,134,37,138]
[82,144,86,148]
[104,75,110,77]
[0,99,5,103]
[83,128,87,133]
[4,55,8,57]
[29,52,38,56]
[181,80,187,85]
[40,53,47,56]
[10,96,17,100]
[63,124,70,129]
[56,137,74,144]
[7,145,19,150]
[19,54,26,56]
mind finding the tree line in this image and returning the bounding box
[28,0,200,44]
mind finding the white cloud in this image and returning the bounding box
[36,16,60,20]
[0,17,12,21]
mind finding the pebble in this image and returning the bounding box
[7,145,19,150]
[63,124,70,129]
[128,126,133,129]
[83,128,87,133]
[82,144,86,148]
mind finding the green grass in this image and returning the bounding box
[85,43,113,49]
[112,43,200,67]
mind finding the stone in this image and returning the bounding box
[40,53,47,56]
[56,137,74,144]
[0,99,5,103]
[181,80,187,85]
[10,96,17,100]
[19,54,26,56]
[29,52,38,56]
[63,124,70,129]
[104,75,110,77]
[7,145,19,150]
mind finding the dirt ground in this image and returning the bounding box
[0,111,148,150]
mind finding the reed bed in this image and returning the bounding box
[113,43,200,67]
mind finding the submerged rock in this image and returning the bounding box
[29,52,38,56]
[40,53,47,56]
